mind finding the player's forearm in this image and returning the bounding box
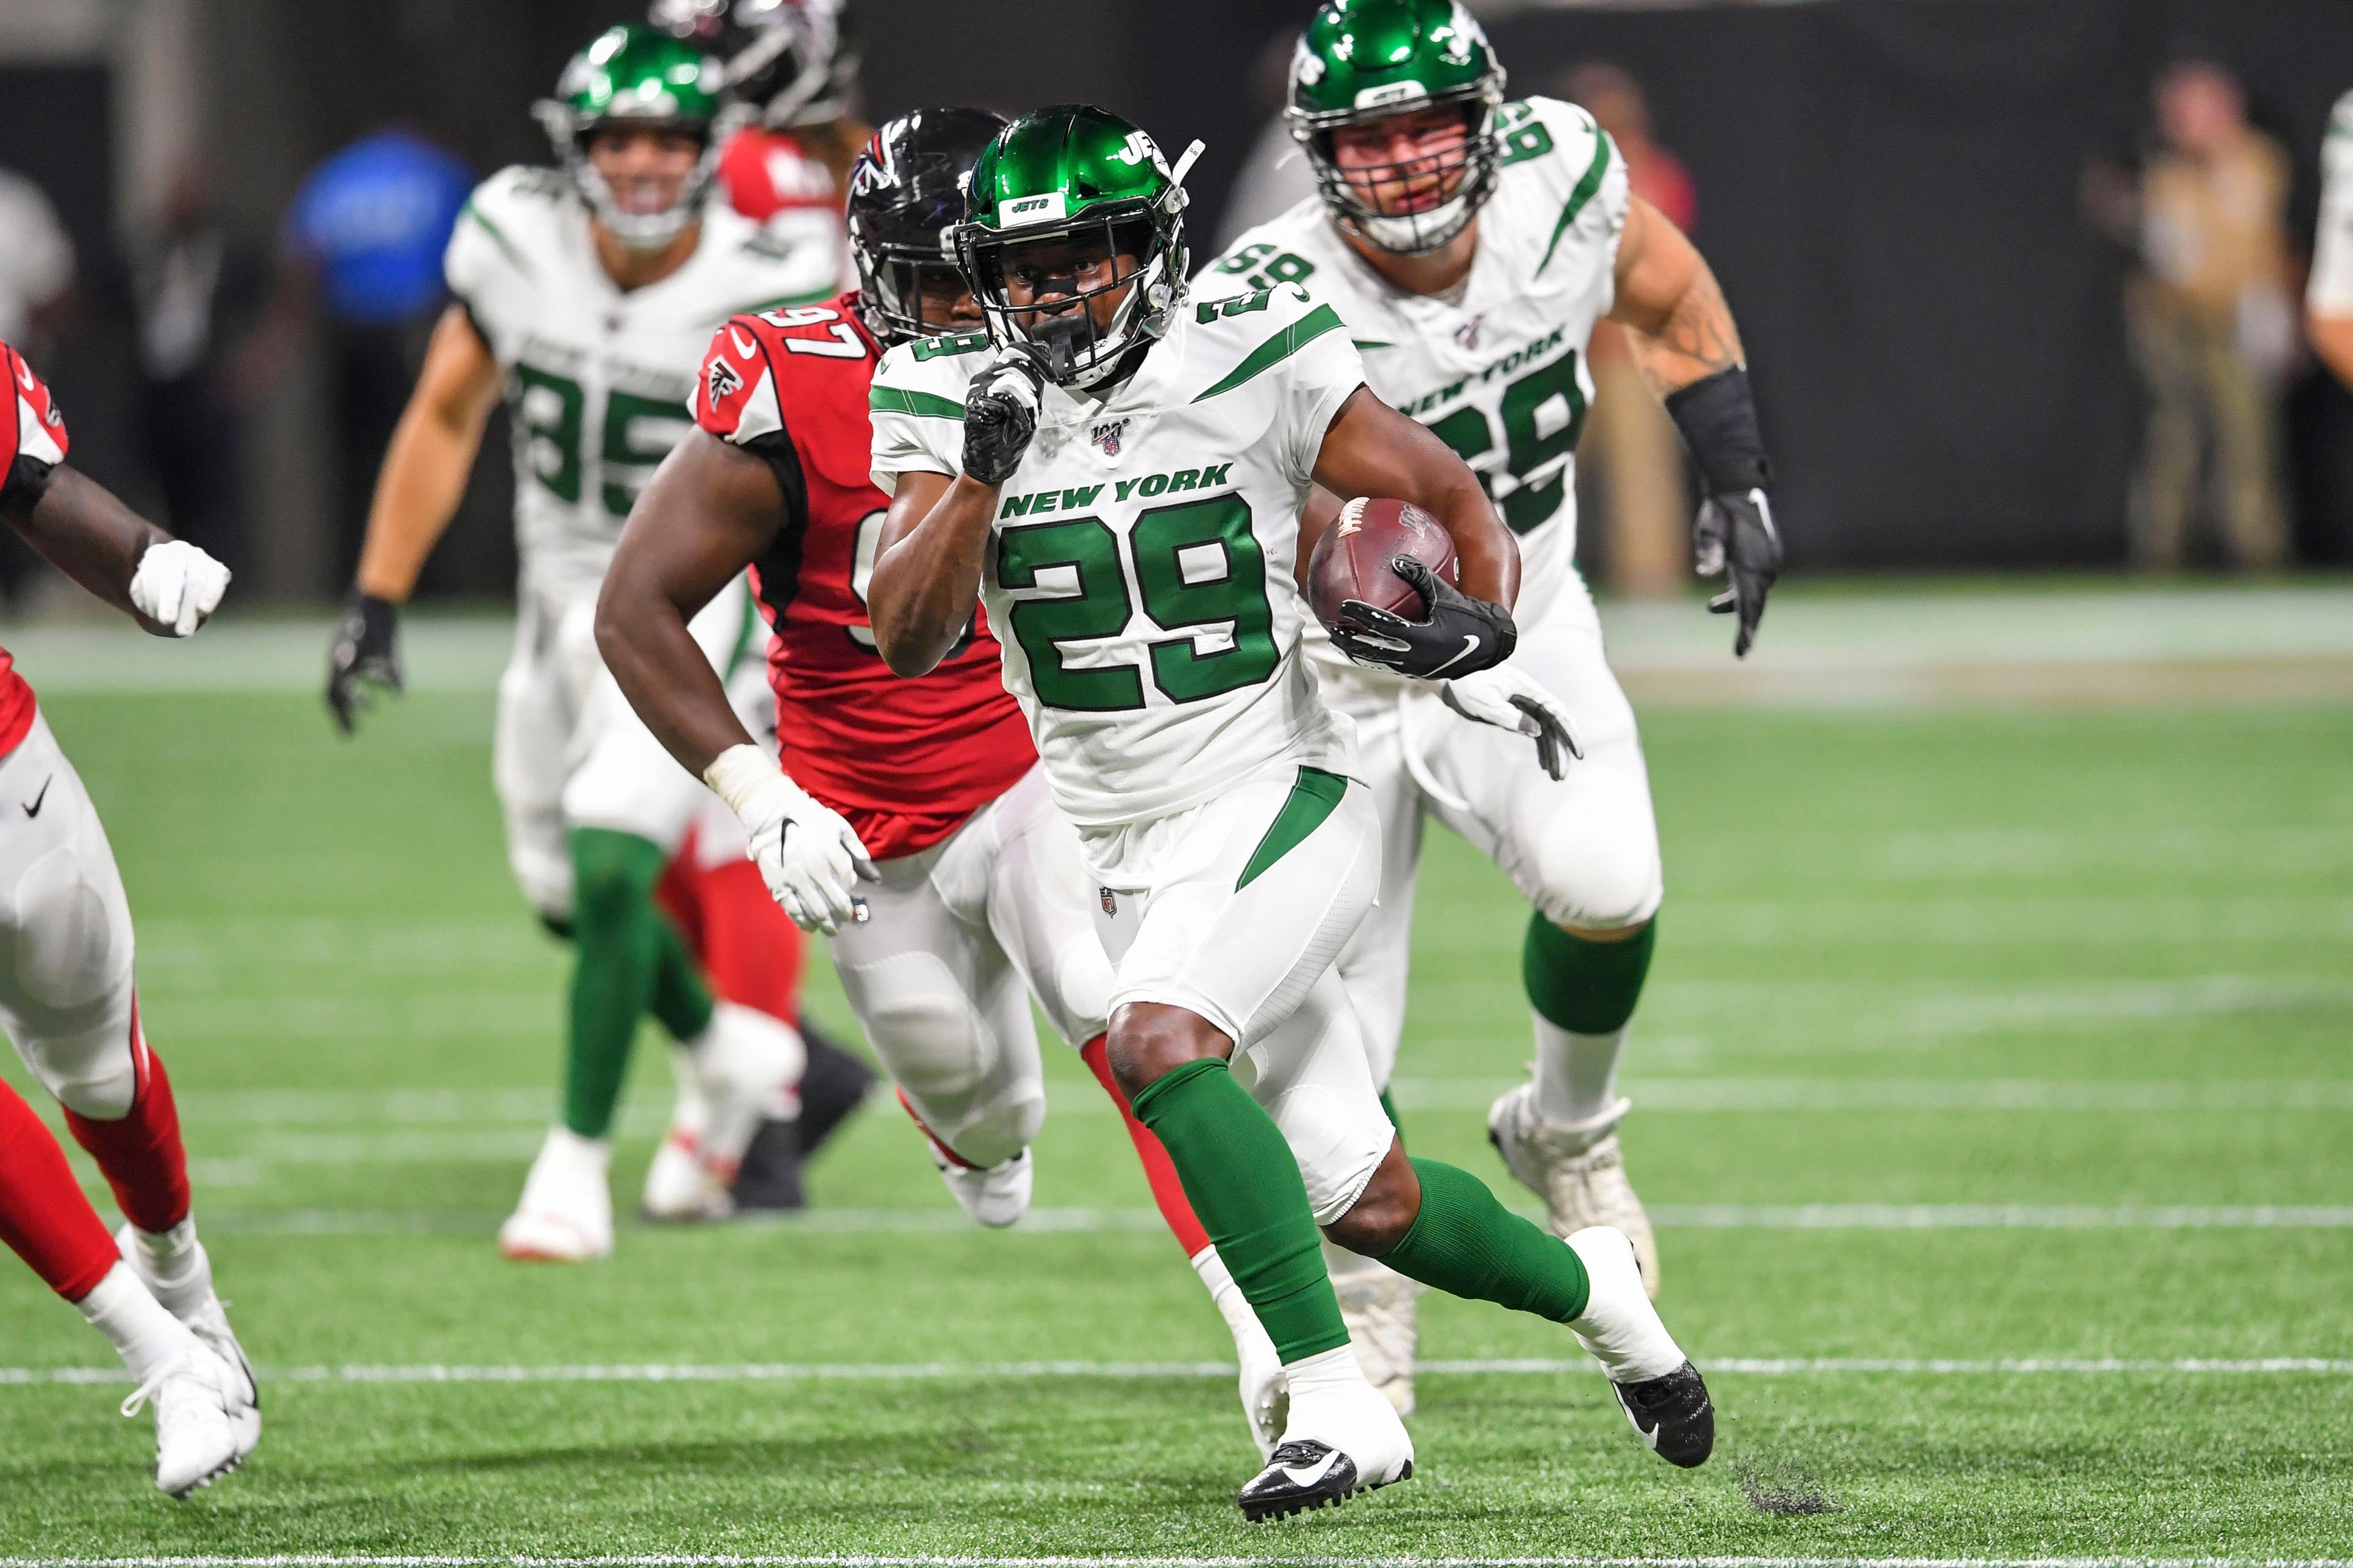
[870,474,994,678]
[1421,464,1518,614]
[1620,259,1745,401]
[354,401,485,601]
[2311,312,2353,389]
[594,575,757,780]
[17,468,174,631]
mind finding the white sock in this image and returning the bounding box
[1281,1342,1370,1407]
[1189,1246,1267,1346]
[129,1218,203,1290]
[1533,1013,1630,1133]
[1565,1227,1683,1382]
[77,1263,199,1384]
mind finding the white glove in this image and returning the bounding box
[1441,663,1583,780]
[705,744,878,934]
[129,540,231,637]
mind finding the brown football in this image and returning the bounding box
[1306,496,1459,631]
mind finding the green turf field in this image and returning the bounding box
[2,596,2350,1562]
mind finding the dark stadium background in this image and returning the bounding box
[4,0,2352,600]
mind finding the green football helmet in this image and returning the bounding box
[1288,0,1507,255]
[955,104,1203,388]
[536,24,731,251]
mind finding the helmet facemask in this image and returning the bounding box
[555,119,727,251]
[849,219,974,343]
[961,204,1184,390]
[1294,85,1502,256]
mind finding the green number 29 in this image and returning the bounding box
[994,494,1278,712]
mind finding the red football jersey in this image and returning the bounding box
[0,341,68,756]
[718,127,840,222]
[694,294,1035,860]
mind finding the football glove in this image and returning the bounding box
[325,589,402,733]
[960,344,1047,487]
[1441,664,1582,781]
[1332,556,1517,680]
[129,539,230,637]
[705,744,878,936]
[1691,487,1781,659]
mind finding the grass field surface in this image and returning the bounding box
[1,587,2349,1561]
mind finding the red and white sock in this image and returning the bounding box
[62,1001,191,1237]
[1080,1034,1211,1257]
[0,1077,119,1302]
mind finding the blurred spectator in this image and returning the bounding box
[124,161,270,577]
[2305,89,2353,389]
[1567,63,1694,599]
[1214,28,1319,251]
[2090,62,2292,571]
[0,164,74,360]
[248,127,472,579]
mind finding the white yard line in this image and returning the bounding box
[7,1357,2352,1388]
[171,1204,2353,1236]
[6,1557,2353,1568]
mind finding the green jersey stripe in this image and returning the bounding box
[1536,127,1616,277]
[1235,767,1349,891]
[1191,305,1347,403]
[871,385,966,419]
[461,201,532,276]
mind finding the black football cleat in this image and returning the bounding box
[1237,1439,1412,1522]
[1611,1360,1715,1468]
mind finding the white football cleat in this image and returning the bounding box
[1488,1082,1660,1298]
[123,1344,245,1498]
[499,1127,614,1261]
[1238,1349,1414,1521]
[117,1224,259,1459]
[683,1002,806,1183]
[1333,1257,1423,1416]
[1564,1225,1713,1468]
[929,1142,1032,1229]
[643,1044,729,1222]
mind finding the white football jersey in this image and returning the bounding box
[2310,91,2353,317]
[868,284,1366,849]
[445,165,839,607]
[1200,96,1629,631]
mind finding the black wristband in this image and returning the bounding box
[347,588,399,638]
[1664,366,1773,496]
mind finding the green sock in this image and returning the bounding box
[1131,1058,1349,1363]
[1381,1156,1590,1321]
[1523,913,1656,1034]
[562,828,713,1139]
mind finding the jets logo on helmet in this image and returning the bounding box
[955,104,1205,389]
[1287,0,1507,257]
[536,23,730,252]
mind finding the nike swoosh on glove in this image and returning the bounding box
[1332,555,1516,680]
[960,344,1047,487]
[129,540,231,637]
[1440,664,1583,779]
[706,746,879,936]
[1691,487,1781,658]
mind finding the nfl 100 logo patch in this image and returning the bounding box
[1091,417,1129,456]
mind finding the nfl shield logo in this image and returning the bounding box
[1100,887,1118,916]
[1092,418,1128,455]
[1453,316,1483,351]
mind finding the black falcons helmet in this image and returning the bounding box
[846,107,1007,344]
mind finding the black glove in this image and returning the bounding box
[326,589,403,733]
[960,345,1046,487]
[1332,556,1517,680]
[1691,487,1781,659]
